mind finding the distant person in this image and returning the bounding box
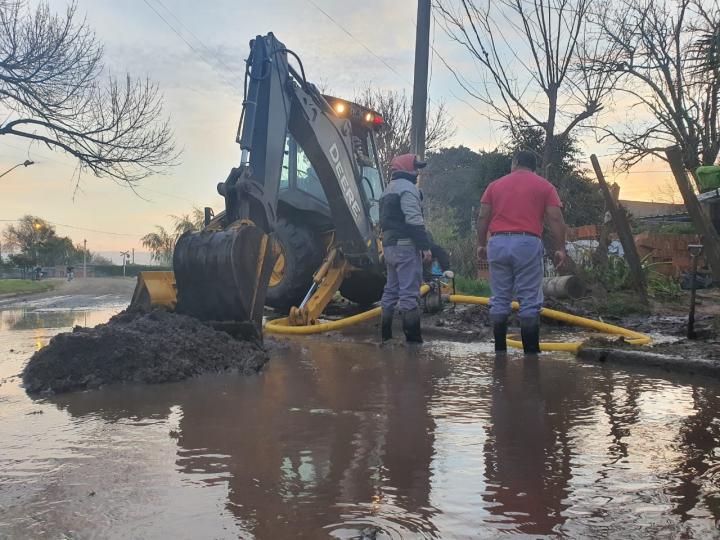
[476,150,567,354]
[66,266,74,281]
[379,153,432,343]
[34,266,42,281]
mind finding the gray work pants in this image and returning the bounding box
[488,234,544,322]
[381,244,422,313]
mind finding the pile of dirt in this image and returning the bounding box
[23,310,268,394]
[436,304,492,328]
[418,304,491,341]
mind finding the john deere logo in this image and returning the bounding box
[329,143,362,220]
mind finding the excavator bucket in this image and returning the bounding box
[172,223,277,330]
[130,271,177,312]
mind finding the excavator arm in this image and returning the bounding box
[165,33,380,331]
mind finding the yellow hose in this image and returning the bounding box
[265,285,430,335]
[265,307,381,335]
[448,295,651,353]
[264,289,652,353]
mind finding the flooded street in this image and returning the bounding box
[2,291,720,538]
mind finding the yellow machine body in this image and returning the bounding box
[287,247,350,326]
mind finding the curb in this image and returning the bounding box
[577,347,720,377]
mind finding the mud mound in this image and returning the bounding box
[433,304,492,329]
[23,310,268,394]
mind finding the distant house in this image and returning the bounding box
[619,200,686,219]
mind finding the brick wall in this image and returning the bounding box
[634,233,705,277]
[477,228,705,280]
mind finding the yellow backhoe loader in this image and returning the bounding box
[131,33,389,333]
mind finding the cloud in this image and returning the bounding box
[5,0,670,255]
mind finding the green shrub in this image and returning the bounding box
[454,275,491,296]
[647,272,683,299]
[92,264,170,277]
[578,253,682,298]
[426,212,479,278]
[0,279,55,295]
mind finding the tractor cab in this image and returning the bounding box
[267,96,387,311]
[278,96,385,226]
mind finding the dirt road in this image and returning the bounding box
[0,277,135,310]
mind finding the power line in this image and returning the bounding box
[304,0,490,144]
[48,222,143,238]
[0,140,74,168]
[143,0,198,61]
[153,0,238,75]
[0,140,201,205]
[140,186,198,203]
[617,170,673,174]
[142,0,240,91]
[0,219,142,237]
[305,0,411,84]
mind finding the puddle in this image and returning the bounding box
[1,304,720,538]
[0,307,123,332]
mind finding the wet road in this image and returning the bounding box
[1,295,720,538]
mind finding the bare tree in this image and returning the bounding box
[596,0,720,185]
[0,1,177,185]
[436,0,618,175]
[355,87,455,175]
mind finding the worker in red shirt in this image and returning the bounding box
[476,150,567,354]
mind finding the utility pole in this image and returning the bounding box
[83,239,87,278]
[120,250,130,277]
[411,0,431,159]
[132,248,135,265]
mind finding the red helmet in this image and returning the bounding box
[390,153,427,174]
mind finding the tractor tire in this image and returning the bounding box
[340,270,386,307]
[265,218,323,312]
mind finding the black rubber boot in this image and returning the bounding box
[401,308,423,343]
[520,317,541,355]
[493,319,508,352]
[381,309,393,341]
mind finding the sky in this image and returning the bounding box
[0,0,682,257]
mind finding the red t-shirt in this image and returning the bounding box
[480,170,562,237]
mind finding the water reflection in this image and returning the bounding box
[48,341,446,538]
[671,386,720,520]
[0,307,120,332]
[33,338,720,538]
[482,356,571,534]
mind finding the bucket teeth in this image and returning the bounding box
[173,225,276,330]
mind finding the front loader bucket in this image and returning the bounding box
[173,224,276,330]
[130,271,177,312]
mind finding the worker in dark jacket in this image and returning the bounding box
[379,153,432,343]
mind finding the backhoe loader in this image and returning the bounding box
[131,32,388,332]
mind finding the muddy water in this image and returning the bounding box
[2,306,720,539]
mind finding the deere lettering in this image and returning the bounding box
[329,143,362,219]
